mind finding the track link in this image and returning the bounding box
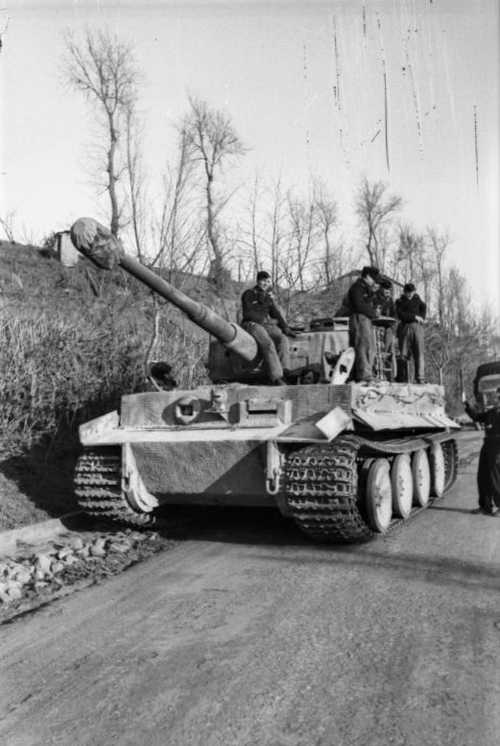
[74,448,156,527]
[284,435,459,544]
[284,436,373,543]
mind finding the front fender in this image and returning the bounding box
[79,411,120,446]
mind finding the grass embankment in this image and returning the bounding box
[0,241,217,529]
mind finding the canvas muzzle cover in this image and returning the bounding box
[70,217,123,270]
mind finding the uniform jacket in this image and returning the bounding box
[396,294,427,323]
[241,286,288,330]
[346,278,377,319]
[465,403,500,441]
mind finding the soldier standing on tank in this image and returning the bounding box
[464,387,500,515]
[396,282,427,383]
[241,271,296,385]
[374,278,397,380]
[345,266,381,383]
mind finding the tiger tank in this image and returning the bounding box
[70,217,459,543]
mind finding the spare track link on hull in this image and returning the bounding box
[74,448,156,527]
[284,435,459,544]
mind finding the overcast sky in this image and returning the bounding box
[0,0,498,311]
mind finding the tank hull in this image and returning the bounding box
[74,382,459,541]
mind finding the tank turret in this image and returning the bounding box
[70,217,258,363]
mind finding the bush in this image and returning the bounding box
[0,308,145,455]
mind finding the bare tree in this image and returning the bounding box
[427,227,451,327]
[149,127,205,274]
[313,180,337,285]
[0,210,18,242]
[181,96,247,279]
[396,224,422,280]
[355,177,402,269]
[64,28,139,236]
[285,191,321,291]
[124,109,148,260]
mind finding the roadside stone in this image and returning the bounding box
[5,581,23,601]
[68,536,85,551]
[57,547,74,561]
[61,553,79,566]
[50,561,65,575]
[89,538,108,557]
[10,565,33,585]
[34,554,53,579]
[75,545,91,558]
[108,541,133,554]
[0,562,10,579]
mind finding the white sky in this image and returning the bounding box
[0,0,499,311]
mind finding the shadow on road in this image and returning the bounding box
[237,544,500,594]
[156,504,500,594]
[157,505,309,547]
[428,505,477,515]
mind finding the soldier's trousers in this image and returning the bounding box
[477,438,500,511]
[242,321,290,382]
[349,314,375,382]
[398,322,425,383]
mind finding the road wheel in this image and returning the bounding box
[391,454,413,519]
[365,459,393,533]
[412,449,431,507]
[429,442,446,498]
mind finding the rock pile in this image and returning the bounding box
[0,528,174,623]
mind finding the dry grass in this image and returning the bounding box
[0,310,143,454]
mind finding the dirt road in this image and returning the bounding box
[1,433,499,746]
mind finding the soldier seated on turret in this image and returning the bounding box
[241,271,297,385]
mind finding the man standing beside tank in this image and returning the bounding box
[241,271,296,385]
[345,266,381,383]
[464,387,500,516]
[396,282,427,384]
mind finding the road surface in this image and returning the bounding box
[1,432,499,746]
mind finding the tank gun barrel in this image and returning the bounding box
[70,217,258,362]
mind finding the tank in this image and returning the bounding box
[70,217,459,543]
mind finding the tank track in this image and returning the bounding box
[284,435,458,544]
[284,436,372,543]
[74,448,156,527]
[442,438,458,492]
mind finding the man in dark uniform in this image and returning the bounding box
[465,387,500,515]
[345,266,380,383]
[396,282,427,383]
[241,271,296,385]
[374,278,397,380]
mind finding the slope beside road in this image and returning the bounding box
[1,433,499,746]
